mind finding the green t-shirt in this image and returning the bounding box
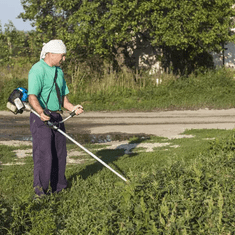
[28,59,69,111]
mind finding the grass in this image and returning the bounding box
[1,129,235,234]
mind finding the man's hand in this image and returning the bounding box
[40,111,51,121]
[73,105,84,115]
[29,95,51,121]
[63,96,84,115]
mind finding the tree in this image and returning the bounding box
[0,21,39,65]
[0,21,18,64]
[19,0,235,74]
[147,0,235,74]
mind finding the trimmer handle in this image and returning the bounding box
[70,106,83,117]
[43,109,52,126]
[43,109,51,117]
[70,110,76,117]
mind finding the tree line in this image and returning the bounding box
[0,21,42,65]
[1,0,235,75]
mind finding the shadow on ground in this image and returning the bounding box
[67,137,147,186]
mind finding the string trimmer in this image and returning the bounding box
[7,87,127,182]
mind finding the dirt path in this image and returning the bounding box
[1,108,235,165]
[1,108,235,141]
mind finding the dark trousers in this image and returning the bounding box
[30,112,67,196]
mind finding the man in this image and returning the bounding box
[28,39,83,197]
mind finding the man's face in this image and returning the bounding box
[51,53,66,66]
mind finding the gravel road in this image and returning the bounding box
[1,109,235,141]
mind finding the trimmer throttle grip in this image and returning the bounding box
[43,109,51,126]
[43,109,51,117]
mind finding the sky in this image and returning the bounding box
[0,0,34,31]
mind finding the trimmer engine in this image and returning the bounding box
[7,87,29,114]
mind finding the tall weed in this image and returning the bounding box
[67,66,235,111]
[1,60,235,111]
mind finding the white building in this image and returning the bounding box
[212,41,235,68]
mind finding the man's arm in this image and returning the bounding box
[63,96,83,115]
[28,94,50,121]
